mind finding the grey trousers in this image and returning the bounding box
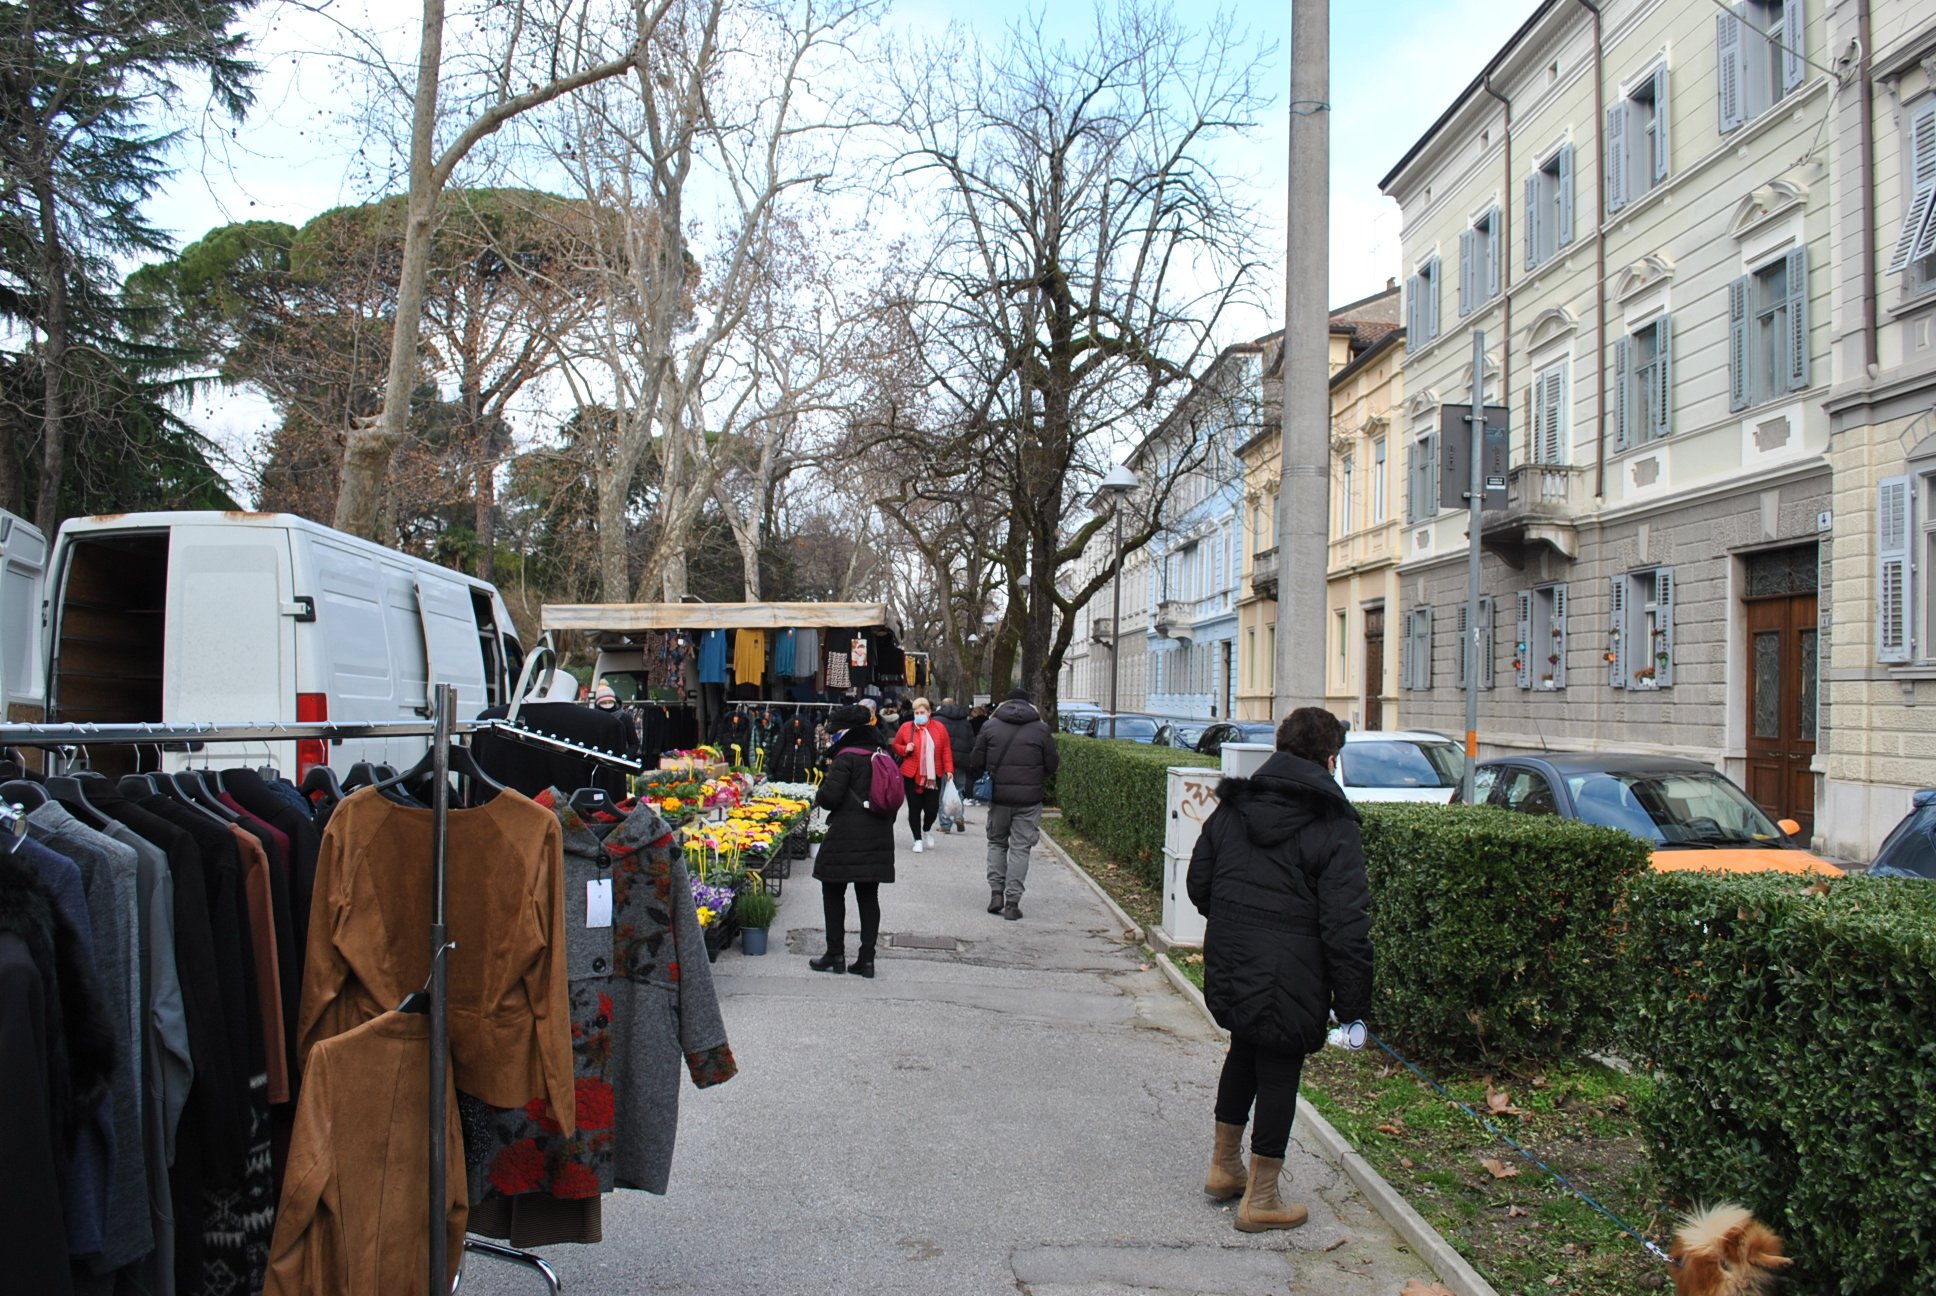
[985,802,1042,900]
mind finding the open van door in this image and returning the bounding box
[163,522,296,767]
[0,510,47,723]
[412,576,488,717]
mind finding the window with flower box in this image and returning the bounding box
[1514,585,1568,690]
[1609,566,1675,688]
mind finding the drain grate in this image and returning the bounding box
[889,932,959,951]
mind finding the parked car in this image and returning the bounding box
[1057,702,1104,734]
[1869,789,1936,880]
[1195,720,1276,756]
[1469,753,1843,875]
[1338,730,1467,804]
[1090,713,1160,743]
[1154,720,1210,750]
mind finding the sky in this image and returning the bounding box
[146,0,1542,491]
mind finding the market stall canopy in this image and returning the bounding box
[542,601,895,635]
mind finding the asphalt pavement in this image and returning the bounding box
[457,804,1441,1295]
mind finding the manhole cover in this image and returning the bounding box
[889,933,959,951]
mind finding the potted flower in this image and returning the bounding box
[734,881,778,956]
[1633,665,1657,687]
[808,821,828,860]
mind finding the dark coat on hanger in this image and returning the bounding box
[474,703,639,798]
[813,725,897,885]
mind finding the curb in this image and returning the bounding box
[1038,825,1146,944]
[1043,831,1502,1296]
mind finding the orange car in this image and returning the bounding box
[1470,754,1843,876]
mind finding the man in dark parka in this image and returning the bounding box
[811,704,897,978]
[1186,707,1372,1233]
[968,688,1060,920]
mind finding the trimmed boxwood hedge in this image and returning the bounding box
[1360,803,1650,1066]
[1617,871,1936,1296]
[1051,735,1215,886]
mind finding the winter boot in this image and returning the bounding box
[848,952,876,978]
[1234,1156,1309,1232]
[988,890,1005,914]
[809,949,847,974]
[1204,1122,1247,1200]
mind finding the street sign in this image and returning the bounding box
[1440,404,1510,512]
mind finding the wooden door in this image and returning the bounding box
[1363,606,1386,732]
[1744,592,1818,836]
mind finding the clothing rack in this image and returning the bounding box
[0,704,638,1295]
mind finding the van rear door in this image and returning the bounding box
[0,511,47,721]
[163,522,295,767]
[412,575,488,717]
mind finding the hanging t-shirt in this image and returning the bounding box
[824,648,850,691]
[696,631,727,684]
[846,634,873,690]
[772,629,797,677]
[732,630,768,685]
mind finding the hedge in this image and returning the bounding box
[1360,803,1650,1066]
[1052,735,1215,886]
[1617,871,1936,1295]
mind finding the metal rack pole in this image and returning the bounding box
[429,684,454,1293]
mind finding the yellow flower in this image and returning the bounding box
[696,905,715,927]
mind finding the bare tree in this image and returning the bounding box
[878,1,1270,707]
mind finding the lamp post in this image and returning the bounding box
[1096,463,1140,717]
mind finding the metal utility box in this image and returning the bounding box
[1221,742,1272,779]
[1162,765,1222,946]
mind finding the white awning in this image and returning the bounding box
[541,601,894,634]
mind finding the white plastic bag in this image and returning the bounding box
[940,777,965,824]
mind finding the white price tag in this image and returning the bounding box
[586,878,613,928]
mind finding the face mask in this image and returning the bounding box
[914,713,930,726]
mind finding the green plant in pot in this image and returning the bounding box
[734,879,778,955]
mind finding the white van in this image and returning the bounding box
[0,509,48,724]
[45,511,523,776]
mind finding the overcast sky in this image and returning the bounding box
[147,0,1539,491]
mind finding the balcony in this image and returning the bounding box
[1089,615,1114,643]
[1480,464,1582,569]
[1153,600,1194,641]
[1249,547,1278,600]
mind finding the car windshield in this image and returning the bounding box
[1562,770,1785,846]
[1340,740,1465,789]
[1871,802,1936,879]
[1108,717,1157,740]
[1176,725,1207,746]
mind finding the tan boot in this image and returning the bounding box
[1235,1155,1309,1232]
[1204,1122,1247,1199]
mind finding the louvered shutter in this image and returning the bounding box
[1606,102,1628,215]
[1781,0,1805,94]
[1878,476,1913,664]
[1400,611,1413,689]
[1457,602,1471,690]
[1530,378,1548,466]
[1486,209,1501,300]
[1911,103,1936,266]
[1515,591,1533,689]
[1406,273,1421,341]
[1410,607,1432,691]
[1717,9,1746,134]
[1609,575,1628,688]
[1655,567,1676,687]
[1728,276,1751,410]
[1558,144,1575,247]
[1550,586,1568,689]
[1614,335,1633,450]
[1405,440,1418,523]
[1480,595,1496,689]
[1526,173,1543,271]
[1459,228,1475,317]
[1427,257,1442,338]
[1652,66,1671,184]
[1652,315,1673,440]
[1784,246,1809,391]
[1543,366,1567,464]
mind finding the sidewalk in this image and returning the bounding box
[460,806,1442,1295]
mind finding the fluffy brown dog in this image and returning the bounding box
[1670,1204,1791,1296]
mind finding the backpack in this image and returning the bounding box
[842,746,906,818]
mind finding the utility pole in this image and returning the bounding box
[1462,330,1486,805]
[1275,0,1330,718]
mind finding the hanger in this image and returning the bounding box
[48,774,113,827]
[301,762,346,804]
[372,740,506,807]
[2,779,49,811]
[569,787,612,816]
[342,762,383,792]
[173,771,239,822]
[395,941,453,1014]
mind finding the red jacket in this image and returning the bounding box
[891,720,955,787]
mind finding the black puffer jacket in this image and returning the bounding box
[936,704,974,777]
[1186,751,1372,1053]
[969,699,1061,806]
[813,725,897,884]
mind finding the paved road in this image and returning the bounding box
[459,808,1438,1295]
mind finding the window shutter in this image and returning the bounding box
[1606,102,1628,215]
[1614,334,1633,450]
[1784,246,1810,391]
[1400,611,1414,689]
[1728,275,1751,411]
[1652,314,1673,440]
[1515,591,1533,690]
[1525,173,1543,271]
[1655,567,1676,687]
[1878,475,1913,663]
[1530,377,1547,465]
[1427,257,1442,338]
[1652,65,1672,184]
[1911,103,1936,266]
[1406,274,1421,342]
[1558,144,1575,247]
[1459,228,1475,317]
[1417,607,1433,690]
[1480,595,1496,689]
[1717,9,1746,134]
[1609,575,1628,688]
[1543,366,1567,464]
[1550,585,1568,689]
[1486,209,1501,300]
[1457,602,1471,691]
[1405,440,1417,524]
[1781,0,1805,94]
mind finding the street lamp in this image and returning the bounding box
[1096,463,1140,717]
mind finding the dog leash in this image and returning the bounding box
[1365,1029,1677,1268]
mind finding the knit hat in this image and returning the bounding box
[1006,687,1033,703]
[592,680,618,709]
[829,704,872,732]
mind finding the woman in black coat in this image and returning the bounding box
[810,704,897,978]
[1185,707,1372,1233]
